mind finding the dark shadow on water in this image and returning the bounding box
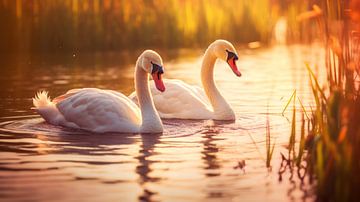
[200,120,227,199]
[202,131,222,173]
[136,133,162,202]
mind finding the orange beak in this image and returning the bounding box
[227,58,241,77]
[152,73,165,92]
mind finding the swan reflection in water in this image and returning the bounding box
[136,133,162,201]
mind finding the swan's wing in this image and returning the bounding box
[128,91,138,105]
[53,88,82,103]
[149,79,213,119]
[105,89,140,111]
[190,85,210,106]
[55,88,139,109]
[53,88,97,103]
[56,88,141,133]
[127,80,207,106]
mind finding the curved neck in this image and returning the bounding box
[135,61,163,133]
[201,47,234,119]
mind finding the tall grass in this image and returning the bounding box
[0,0,281,53]
[265,117,275,170]
[282,1,360,201]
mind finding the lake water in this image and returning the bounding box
[0,44,324,201]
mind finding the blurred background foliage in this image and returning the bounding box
[0,0,321,53]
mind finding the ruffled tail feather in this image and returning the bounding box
[32,91,53,109]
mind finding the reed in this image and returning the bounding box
[265,117,275,169]
[282,1,360,201]
[0,0,280,53]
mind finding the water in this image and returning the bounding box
[0,45,324,201]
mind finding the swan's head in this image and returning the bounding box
[212,39,241,77]
[139,50,166,92]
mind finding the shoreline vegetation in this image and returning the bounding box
[1,0,319,53]
[0,0,275,52]
[278,1,360,201]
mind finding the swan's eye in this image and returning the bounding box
[151,62,164,74]
[150,62,164,79]
[226,50,238,61]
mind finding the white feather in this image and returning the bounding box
[32,91,52,108]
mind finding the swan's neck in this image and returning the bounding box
[201,48,235,120]
[135,62,163,133]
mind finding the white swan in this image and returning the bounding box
[130,40,241,120]
[32,50,166,133]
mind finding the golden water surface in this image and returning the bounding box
[0,44,324,201]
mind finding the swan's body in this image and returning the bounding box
[131,79,213,119]
[130,40,241,120]
[33,50,166,133]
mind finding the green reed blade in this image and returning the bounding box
[297,113,306,166]
[282,90,296,116]
[306,63,327,102]
[298,97,310,120]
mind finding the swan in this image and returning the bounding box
[130,40,241,120]
[32,50,166,133]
